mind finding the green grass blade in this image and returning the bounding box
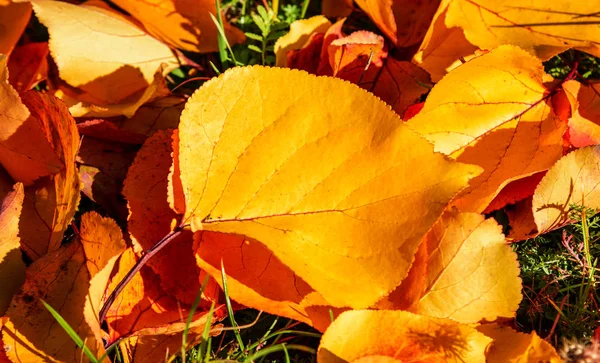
[221,263,245,352]
[211,2,238,68]
[197,301,216,363]
[182,275,211,361]
[244,344,315,362]
[41,300,99,363]
[301,0,310,19]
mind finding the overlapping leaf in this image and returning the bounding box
[562,80,600,148]
[416,0,600,81]
[408,45,566,213]
[110,0,245,53]
[0,1,31,55]
[179,66,480,311]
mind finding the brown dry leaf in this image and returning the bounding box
[77,119,147,145]
[412,2,479,82]
[0,55,62,185]
[274,16,332,67]
[124,129,207,304]
[110,0,245,53]
[408,45,566,213]
[533,146,600,234]
[354,0,441,47]
[562,80,600,148]
[7,42,48,93]
[179,66,480,309]
[103,248,223,344]
[17,90,81,261]
[317,310,491,363]
[478,324,561,362]
[32,0,179,117]
[0,183,25,316]
[378,211,521,323]
[2,211,125,363]
[0,1,31,55]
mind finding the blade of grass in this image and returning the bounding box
[301,0,310,19]
[182,275,211,361]
[211,2,238,68]
[221,262,245,352]
[244,344,315,362]
[41,300,99,363]
[197,301,216,363]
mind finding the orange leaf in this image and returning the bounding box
[355,0,441,48]
[2,212,125,362]
[478,324,561,362]
[413,3,477,82]
[317,310,491,362]
[110,0,245,53]
[77,119,147,145]
[0,1,31,55]
[483,172,546,214]
[179,66,480,310]
[7,42,48,93]
[124,129,208,305]
[274,16,332,67]
[533,146,600,234]
[321,0,353,18]
[0,55,62,185]
[32,0,179,117]
[416,0,600,80]
[379,211,521,323]
[195,231,338,331]
[103,248,223,344]
[0,183,25,316]
[562,80,600,148]
[506,198,538,242]
[17,90,81,261]
[408,45,566,213]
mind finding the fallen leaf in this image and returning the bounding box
[444,0,600,61]
[2,211,125,362]
[0,55,62,185]
[533,145,600,234]
[321,0,353,18]
[110,0,245,53]
[32,0,179,116]
[17,90,81,261]
[354,0,441,47]
[77,119,147,145]
[179,66,480,309]
[0,0,31,55]
[195,231,337,331]
[478,324,562,362]
[7,42,48,93]
[412,2,479,82]
[103,248,223,344]
[484,172,546,214]
[317,310,491,362]
[77,138,138,222]
[124,129,208,305]
[274,16,332,67]
[506,197,538,242]
[0,183,25,316]
[408,45,566,213]
[562,80,600,148]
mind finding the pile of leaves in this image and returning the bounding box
[1,0,600,362]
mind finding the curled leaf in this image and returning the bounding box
[0,0,31,55]
[478,324,561,362]
[274,16,332,67]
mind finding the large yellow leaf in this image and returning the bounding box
[0,183,25,316]
[478,324,561,362]
[378,211,522,323]
[110,0,245,53]
[32,0,178,117]
[3,212,125,363]
[179,66,480,309]
[533,146,600,234]
[317,310,491,362]
[408,45,565,213]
